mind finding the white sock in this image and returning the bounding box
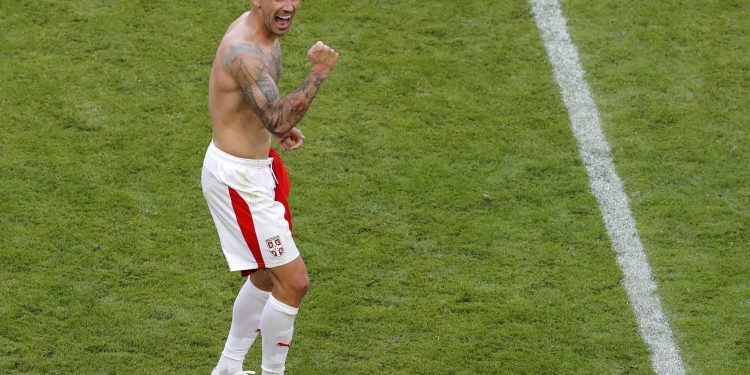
[216,279,271,374]
[260,296,298,375]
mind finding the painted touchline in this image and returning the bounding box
[528,1,686,374]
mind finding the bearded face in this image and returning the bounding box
[256,0,300,36]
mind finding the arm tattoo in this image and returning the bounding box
[225,42,326,136]
[255,74,280,103]
[237,59,260,108]
[224,43,263,73]
[299,74,323,100]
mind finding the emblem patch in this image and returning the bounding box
[265,236,285,257]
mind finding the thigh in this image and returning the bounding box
[250,270,274,292]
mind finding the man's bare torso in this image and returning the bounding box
[209,12,282,159]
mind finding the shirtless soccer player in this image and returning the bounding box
[201,1,338,374]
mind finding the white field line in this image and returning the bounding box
[528,1,686,374]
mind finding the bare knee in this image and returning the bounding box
[292,272,309,296]
[279,269,309,301]
[268,258,309,306]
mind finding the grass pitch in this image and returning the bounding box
[1,1,747,374]
[565,1,750,373]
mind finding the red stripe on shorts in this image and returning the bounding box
[228,187,266,269]
[269,148,293,233]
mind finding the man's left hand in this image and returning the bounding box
[276,127,305,151]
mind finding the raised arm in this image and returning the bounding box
[226,41,339,136]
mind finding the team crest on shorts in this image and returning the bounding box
[265,236,285,257]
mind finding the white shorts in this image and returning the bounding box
[201,141,299,274]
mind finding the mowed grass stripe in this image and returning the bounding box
[529,1,685,374]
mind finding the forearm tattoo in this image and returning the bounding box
[225,42,324,136]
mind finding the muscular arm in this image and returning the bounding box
[226,43,324,136]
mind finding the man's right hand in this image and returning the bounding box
[308,41,339,78]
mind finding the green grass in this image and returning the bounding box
[564,1,750,373]
[0,0,746,374]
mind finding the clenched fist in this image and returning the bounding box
[308,41,339,78]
